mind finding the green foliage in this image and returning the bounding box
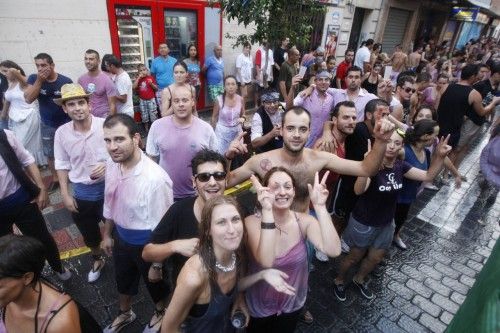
[210,0,325,48]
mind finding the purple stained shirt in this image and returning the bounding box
[78,72,117,118]
[326,88,378,122]
[294,89,336,148]
[145,116,217,199]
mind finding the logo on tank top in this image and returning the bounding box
[379,172,402,192]
[87,83,96,93]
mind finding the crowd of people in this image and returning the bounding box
[0,33,499,333]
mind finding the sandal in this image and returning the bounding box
[299,309,314,324]
[143,308,165,333]
[103,309,136,333]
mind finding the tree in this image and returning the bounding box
[210,0,326,48]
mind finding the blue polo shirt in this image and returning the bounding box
[204,55,224,85]
[150,56,177,89]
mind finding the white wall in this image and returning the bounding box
[0,0,112,81]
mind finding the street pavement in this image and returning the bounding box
[39,126,499,333]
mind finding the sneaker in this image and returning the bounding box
[352,279,374,300]
[372,264,384,278]
[393,236,408,250]
[88,258,105,283]
[333,282,346,301]
[424,183,440,191]
[56,267,72,281]
[340,238,350,253]
[315,250,329,262]
[143,308,165,333]
[104,309,137,333]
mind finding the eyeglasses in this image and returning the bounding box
[195,171,227,182]
[404,87,416,94]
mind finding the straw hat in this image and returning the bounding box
[53,83,91,106]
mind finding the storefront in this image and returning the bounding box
[453,7,489,49]
[106,0,222,109]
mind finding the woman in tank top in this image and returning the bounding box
[0,235,100,333]
[160,61,198,117]
[361,62,383,95]
[161,196,296,333]
[211,76,245,155]
[0,61,45,166]
[244,167,341,332]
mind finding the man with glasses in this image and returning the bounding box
[394,75,416,123]
[251,90,284,153]
[146,85,217,201]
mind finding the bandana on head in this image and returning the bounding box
[261,91,280,103]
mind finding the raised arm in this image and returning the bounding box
[404,135,451,182]
[470,90,500,116]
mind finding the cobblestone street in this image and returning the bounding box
[41,129,499,332]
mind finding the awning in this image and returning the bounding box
[467,0,491,9]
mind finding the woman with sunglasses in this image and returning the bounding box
[160,61,197,117]
[0,234,101,333]
[244,168,341,332]
[161,196,295,333]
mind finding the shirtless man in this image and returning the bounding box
[225,106,395,213]
[408,46,423,71]
[389,45,408,86]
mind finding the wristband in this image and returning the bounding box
[261,222,276,229]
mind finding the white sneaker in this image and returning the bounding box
[88,258,105,283]
[56,267,72,281]
[340,239,350,253]
[315,250,329,262]
[393,236,408,250]
[104,309,137,333]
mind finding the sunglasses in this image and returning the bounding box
[195,171,227,182]
[404,87,416,94]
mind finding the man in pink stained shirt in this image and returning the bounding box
[78,49,117,118]
[53,83,108,283]
[146,85,217,201]
[100,114,173,333]
[0,128,70,280]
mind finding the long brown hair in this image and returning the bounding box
[198,196,246,286]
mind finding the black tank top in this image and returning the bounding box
[437,83,473,135]
[361,77,378,95]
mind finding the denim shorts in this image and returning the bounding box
[343,215,395,250]
[40,122,56,159]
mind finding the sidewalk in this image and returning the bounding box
[40,126,499,332]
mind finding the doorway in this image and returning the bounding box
[348,8,366,51]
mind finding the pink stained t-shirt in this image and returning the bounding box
[145,115,218,199]
[0,130,35,199]
[78,72,117,118]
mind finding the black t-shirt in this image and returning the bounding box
[274,47,287,66]
[438,83,474,135]
[470,79,495,126]
[150,196,199,284]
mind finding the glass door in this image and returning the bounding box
[163,10,198,61]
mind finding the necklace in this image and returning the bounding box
[215,252,237,273]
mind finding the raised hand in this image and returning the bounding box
[307,171,330,207]
[364,139,372,158]
[436,134,452,158]
[262,269,296,295]
[250,174,273,211]
[373,117,395,142]
[225,131,248,159]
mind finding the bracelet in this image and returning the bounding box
[261,222,276,229]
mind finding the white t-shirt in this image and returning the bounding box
[236,53,253,83]
[115,71,134,117]
[354,46,371,72]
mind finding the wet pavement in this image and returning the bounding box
[40,127,499,332]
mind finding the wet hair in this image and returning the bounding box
[103,114,140,138]
[346,66,362,76]
[190,148,228,176]
[282,106,311,127]
[0,60,26,77]
[412,104,437,123]
[461,64,479,80]
[198,196,246,286]
[106,55,122,68]
[85,49,100,59]
[331,100,355,118]
[34,53,54,65]
[416,72,431,84]
[0,235,46,287]
[364,98,389,117]
[187,44,199,60]
[220,75,238,108]
[262,166,297,189]
[397,75,415,88]
[101,54,114,72]
[365,39,374,47]
[405,119,438,145]
[173,60,188,73]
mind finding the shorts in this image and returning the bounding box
[41,122,56,159]
[440,130,461,149]
[113,232,168,302]
[71,198,104,248]
[342,215,395,250]
[207,84,224,101]
[139,98,158,123]
[457,118,481,149]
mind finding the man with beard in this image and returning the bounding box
[101,114,173,333]
[285,71,336,147]
[391,75,416,123]
[336,49,354,89]
[251,90,284,153]
[78,49,117,118]
[142,149,230,296]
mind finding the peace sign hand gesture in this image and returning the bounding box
[250,174,274,211]
[435,134,452,158]
[307,171,330,207]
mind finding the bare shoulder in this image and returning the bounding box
[45,294,81,333]
[251,150,276,176]
[179,255,206,290]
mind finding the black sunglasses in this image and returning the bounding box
[195,171,227,182]
[404,87,416,94]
